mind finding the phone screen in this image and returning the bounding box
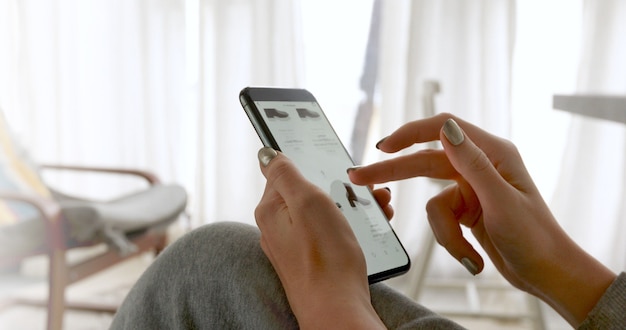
[241,88,410,283]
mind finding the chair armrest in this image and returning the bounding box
[39,164,161,185]
[0,191,66,250]
[0,191,63,223]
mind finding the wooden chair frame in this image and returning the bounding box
[0,165,174,330]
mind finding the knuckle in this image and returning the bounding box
[297,188,329,209]
[437,112,457,121]
[254,203,271,225]
[424,186,451,217]
[427,217,451,248]
[467,147,492,173]
[269,159,293,182]
[435,235,452,250]
[425,206,444,242]
[425,197,439,215]
[500,138,521,157]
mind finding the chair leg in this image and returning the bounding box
[407,229,437,300]
[47,249,68,330]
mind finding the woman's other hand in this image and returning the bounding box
[348,113,616,327]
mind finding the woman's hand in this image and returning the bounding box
[255,148,386,329]
[348,113,616,327]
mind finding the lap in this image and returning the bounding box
[110,222,463,330]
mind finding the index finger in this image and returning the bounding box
[349,149,458,186]
[376,113,491,153]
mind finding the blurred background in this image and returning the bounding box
[1,0,625,329]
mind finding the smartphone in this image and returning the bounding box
[239,87,410,283]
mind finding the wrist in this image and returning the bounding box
[293,286,385,330]
[528,236,616,327]
[299,301,385,330]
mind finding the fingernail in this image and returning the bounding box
[258,147,278,167]
[375,137,388,149]
[461,257,479,276]
[442,118,464,146]
[383,187,391,192]
[346,165,363,174]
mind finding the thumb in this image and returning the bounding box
[440,118,509,202]
[258,147,318,200]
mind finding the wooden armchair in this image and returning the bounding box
[0,113,187,330]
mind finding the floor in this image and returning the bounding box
[0,252,572,330]
[0,252,147,330]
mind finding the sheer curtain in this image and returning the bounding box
[373,0,626,293]
[0,0,18,114]
[369,0,516,288]
[550,0,626,272]
[189,0,304,226]
[0,0,304,229]
[0,0,187,199]
[2,0,623,290]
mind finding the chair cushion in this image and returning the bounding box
[0,184,187,258]
[0,109,187,257]
[0,110,187,258]
[57,184,188,254]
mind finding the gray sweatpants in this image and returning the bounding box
[110,222,465,329]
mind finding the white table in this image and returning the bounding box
[553,94,626,124]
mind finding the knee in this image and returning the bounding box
[180,221,260,251]
[159,221,265,271]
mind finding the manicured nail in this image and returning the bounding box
[258,147,278,167]
[461,257,479,276]
[375,136,388,149]
[442,118,464,146]
[346,165,363,174]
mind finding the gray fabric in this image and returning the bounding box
[110,222,465,330]
[58,184,187,253]
[0,184,187,256]
[60,205,101,241]
[57,184,187,232]
[578,272,626,330]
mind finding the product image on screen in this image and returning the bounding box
[253,99,409,279]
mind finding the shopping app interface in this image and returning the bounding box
[256,100,408,275]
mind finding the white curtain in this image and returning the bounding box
[2,0,623,295]
[0,0,304,229]
[374,0,626,295]
[370,0,516,290]
[192,0,304,227]
[550,0,626,272]
[0,0,18,114]
[1,0,187,199]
